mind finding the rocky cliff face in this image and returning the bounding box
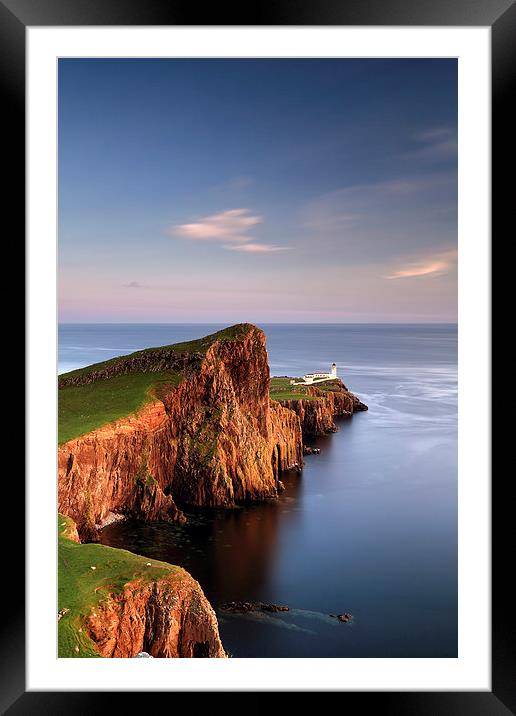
[86,570,226,658]
[58,325,304,540]
[269,401,304,475]
[58,326,367,540]
[58,401,184,542]
[277,380,368,437]
[58,514,225,658]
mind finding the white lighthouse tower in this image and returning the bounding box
[330,362,337,378]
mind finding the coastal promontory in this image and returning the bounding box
[58,324,366,541]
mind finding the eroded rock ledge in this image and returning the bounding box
[277,381,368,437]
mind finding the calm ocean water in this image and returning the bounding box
[59,323,458,658]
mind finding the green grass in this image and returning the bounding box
[58,514,181,658]
[59,323,253,384]
[269,377,321,401]
[270,376,342,401]
[58,370,182,444]
[58,324,258,444]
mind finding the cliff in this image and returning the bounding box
[58,514,225,658]
[59,324,304,540]
[271,378,368,437]
[87,571,226,658]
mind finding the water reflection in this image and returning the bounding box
[101,468,304,608]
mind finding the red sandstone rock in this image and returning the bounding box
[58,326,366,540]
[58,325,303,540]
[86,569,226,658]
[277,380,368,437]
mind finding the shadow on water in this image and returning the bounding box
[101,467,304,607]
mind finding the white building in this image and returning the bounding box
[291,363,337,386]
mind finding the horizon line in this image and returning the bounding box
[58,320,458,326]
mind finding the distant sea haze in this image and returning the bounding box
[59,323,458,657]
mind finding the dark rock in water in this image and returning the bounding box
[330,612,353,623]
[354,400,368,412]
[277,480,285,493]
[220,601,289,613]
[326,425,338,434]
[260,603,289,613]
[303,446,321,455]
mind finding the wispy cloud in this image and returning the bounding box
[406,126,457,162]
[301,173,457,264]
[225,175,254,190]
[224,242,288,253]
[173,208,261,243]
[170,208,287,254]
[415,126,456,141]
[385,249,457,279]
[122,281,149,289]
[209,176,254,193]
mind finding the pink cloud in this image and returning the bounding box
[385,249,457,280]
[172,208,262,243]
[224,243,288,253]
[170,208,287,254]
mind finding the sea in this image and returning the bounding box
[59,323,458,658]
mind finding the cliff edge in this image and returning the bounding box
[58,324,303,540]
[270,377,368,437]
[58,514,225,658]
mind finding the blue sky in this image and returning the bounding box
[58,59,457,323]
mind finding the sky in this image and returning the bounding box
[58,58,457,323]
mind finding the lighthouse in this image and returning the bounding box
[293,362,339,385]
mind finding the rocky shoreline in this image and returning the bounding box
[220,601,290,614]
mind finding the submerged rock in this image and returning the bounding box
[329,613,353,623]
[220,601,289,614]
[303,446,321,455]
[96,511,126,530]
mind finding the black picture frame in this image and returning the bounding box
[3,0,511,711]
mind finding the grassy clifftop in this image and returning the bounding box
[270,377,342,401]
[58,371,181,444]
[58,323,254,445]
[58,514,181,658]
[59,323,251,384]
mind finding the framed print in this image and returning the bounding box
[2,0,512,711]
